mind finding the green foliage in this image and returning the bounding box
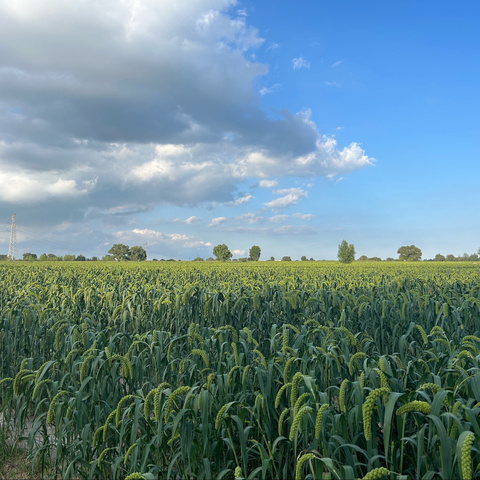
[129,246,147,262]
[248,245,261,261]
[337,240,355,263]
[213,243,232,261]
[108,243,130,261]
[397,244,422,261]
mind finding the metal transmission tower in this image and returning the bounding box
[8,214,17,261]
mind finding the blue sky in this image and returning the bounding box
[0,0,479,260]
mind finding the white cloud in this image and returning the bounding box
[208,216,227,227]
[226,194,253,206]
[293,213,314,220]
[264,188,307,210]
[238,213,262,224]
[174,216,202,224]
[292,57,310,69]
[115,228,211,248]
[0,169,90,203]
[231,249,246,256]
[258,179,278,188]
[331,60,343,67]
[260,83,280,95]
[0,0,373,230]
[269,215,289,223]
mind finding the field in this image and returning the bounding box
[0,261,479,480]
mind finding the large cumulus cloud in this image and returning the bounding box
[0,0,373,226]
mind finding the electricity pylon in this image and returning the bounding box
[8,214,17,261]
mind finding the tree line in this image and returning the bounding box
[3,241,480,263]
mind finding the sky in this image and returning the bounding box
[0,0,479,261]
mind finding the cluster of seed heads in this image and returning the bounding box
[396,401,431,416]
[460,432,475,480]
[362,387,390,440]
[360,467,391,479]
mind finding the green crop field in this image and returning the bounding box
[0,261,479,479]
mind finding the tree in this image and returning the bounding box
[397,245,422,262]
[281,256,292,262]
[108,244,130,261]
[63,254,75,261]
[434,254,445,262]
[269,256,275,261]
[213,244,232,261]
[23,252,37,261]
[129,245,147,261]
[337,240,355,264]
[193,257,204,261]
[39,253,48,261]
[76,254,86,261]
[249,245,261,261]
[301,256,307,261]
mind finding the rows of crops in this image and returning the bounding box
[0,262,479,479]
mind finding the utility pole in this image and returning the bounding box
[8,214,17,261]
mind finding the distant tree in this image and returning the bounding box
[370,257,382,261]
[446,254,455,261]
[75,254,86,261]
[301,255,307,261]
[281,256,292,262]
[23,252,37,261]
[358,255,368,261]
[39,253,48,261]
[47,253,59,261]
[309,258,315,261]
[269,256,275,261]
[386,257,394,262]
[129,245,147,261]
[397,245,422,262]
[249,245,261,261]
[0,254,7,260]
[213,244,232,261]
[206,257,214,261]
[337,240,355,264]
[90,256,99,261]
[102,255,115,261]
[63,254,75,261]
[469,253,479,261]
[193,257,204,261]
[238,257,249,262]
[434,254,445,262]
[108,244,130,261]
